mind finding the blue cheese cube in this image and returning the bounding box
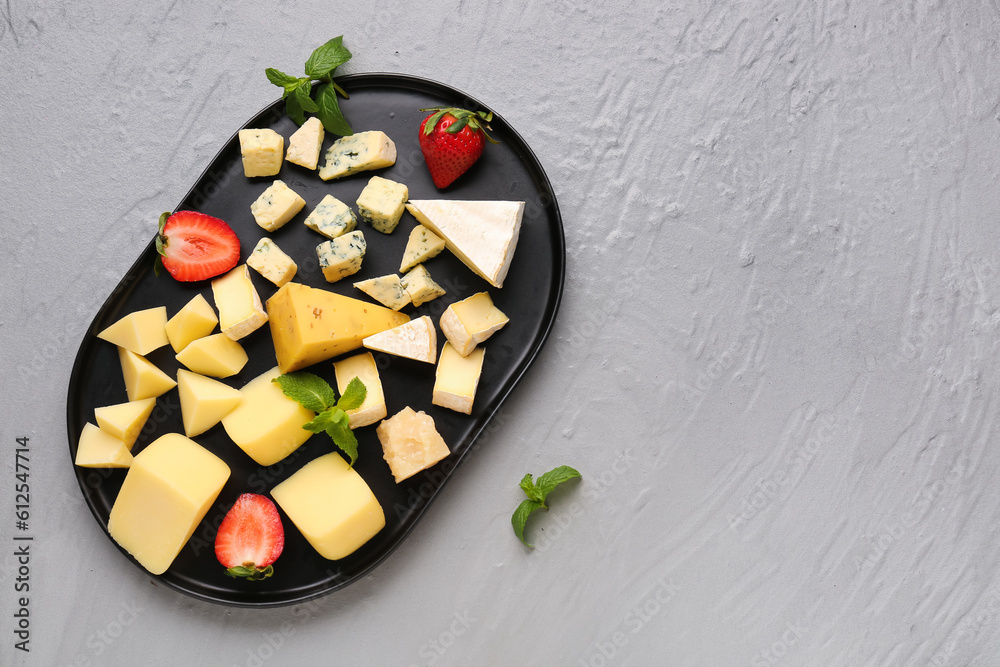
[317,231,366,283]
[354,274,411,311]
[399,225,446,272]
[303,195,357,239]
[356,176,408,234]
[401,264,446,307]
[238,129,283,177]
[247,238,297,286]
[250,180,306,232]
[318,131,396,181]
[285,117,325,170]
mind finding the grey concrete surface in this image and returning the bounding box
[3,1,1000,665]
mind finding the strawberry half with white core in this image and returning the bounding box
[214,493,285,581]
[418,106,499,189]
[155,210,240,282]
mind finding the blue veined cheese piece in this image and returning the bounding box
[250,180,306,232]
[247,238,297,287]
[399,225,446,273]
[303,195,357,239]
[356,176,408,234]
[318,131,396,181]
[401,264,446,307]
[316,231,366,283]
[353,274,411,311]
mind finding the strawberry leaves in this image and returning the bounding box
[273,372,367,466]
[267,36,353,134]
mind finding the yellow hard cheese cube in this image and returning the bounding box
[176,369,242,437]
[94,398,156,450]
[333,352,386,429]
[247,238,297,287]
[97,306,169,356]
[238,128,283,177]
[271,453,385,560]
[401,264,446,307]
[439,291,509,356]
[108,433,230,575]
[266,282,410,373]
[250,180,306,232]
[285,117,325,170]
[165,294,218,353]
[317,230,366,283]
[211,265,268,340]
[376,407,450,483]
[118,348,176,401]
[399,224,446,273]
[221,366,314,466]
[175,333,248,378]
[363,315,437,364]
[319,131,396,181]
[357,175,408,234]
[433,343,485,415]
[75,423,133,468]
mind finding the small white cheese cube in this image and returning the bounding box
[353,274,411,311]
[433,342,485,415]
[247,238,297,287]
[250,180,306,232]
[238,129,283,177]
[356,176,408,234]
[399,225,446,273]
[303,194,357,239]
[318,131,396,181]
[316,231,366,283]
[285,117,325,170]
[401,264,446,307]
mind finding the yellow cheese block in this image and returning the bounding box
[176,369,242,437]
[266,282,410,373]
[165,294,218,353]
[270,453,385,560]
[221,366,315,466]
[108,433,230,575]
[212,265,268,341]
[332,352,386,429]
[175,333,248,378]
[94,398,156,450]
[118,348,176,402]
[75,423,133,468]
[97,306,169,356]
[376,407,451,483]
[439,291,509,356]
[433,342,485,415]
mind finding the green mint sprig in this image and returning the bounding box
[512,465,582,547]
[272,372,366,465]
[265,36,353,135]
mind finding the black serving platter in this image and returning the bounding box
[65,73,565,607]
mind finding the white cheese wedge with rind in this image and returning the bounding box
[363,315,437,364]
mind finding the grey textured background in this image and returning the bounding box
[3,1,1000,665]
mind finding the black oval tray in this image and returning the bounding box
[65,73,565,607]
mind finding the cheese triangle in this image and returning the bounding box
[75,423,133,468]
[363,315,437,363]
[94,398,156,450]
[404,200,524,288]
[176,369,242,437]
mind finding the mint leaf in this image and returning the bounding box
[316,82,353,136]
[326,415,358,466]
[512,499,544,547]
[294,80,319,113]
[272,372,337,413]
[337,376,367,411]
[536,466,582,499]
[265,68,299,89]
[285,91,306,126]
[302,408,340,434]
[519,473,543,504]
[304,36,352,80]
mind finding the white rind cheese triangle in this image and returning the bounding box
[405,200,524,288]
[362,315,437,364]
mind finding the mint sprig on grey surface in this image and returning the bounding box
[272,372,366,465]
[512,466,582,547]
[265,36,353,135]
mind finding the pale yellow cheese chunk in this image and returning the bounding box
[439,291,509,356]
[250,180,306,232]
[333,352,386,429]
[75,423,133,468]
[97,306,169,356]
[247,238,297,287]
[270,453,385,560]
[285,117,325,170]
[353,274,410,311]
[238,128,283,177]
[399,224,446,273]
[363,315,437,364]
[175,333,248,378]
[318,131,396,181]
[94,398,156,450]
[176,369,242,437]
[108,433,230,575]
[118,348,176,402]
[221,366,315,466]
[165,294,218,353]
[401,264,446,307]
[356,175,408,234]
[433,343,485,415]
[211,265,268,340]
[376,407,451,483]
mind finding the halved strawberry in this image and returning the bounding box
[155,210,240,282]
[418,106,499,189]
[214,493,284,581]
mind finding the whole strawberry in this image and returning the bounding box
[418,106,499,189]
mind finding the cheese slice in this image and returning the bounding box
[165,294,218,353]
[270,452,385,560]
[316,231,366,283]
[211,265,268,340]
[97,306,169,356]
[439,291,509,356]
[375,407,450,483]
[75,423,133,468]
[250,180,306,231]
[247,237,297,287]
[433,342,485,415]
[353,274,410,311]
[363,315,437,364]
[319,131,396,181]
[401,264,446,307]
[399,224,446,273]
[108,433,230,574]
[333,352,386,429]
[357,175,408,234]
[221,366,315,466]
[405,200,524,288]
[175,333,248,378]
[303,194,357,239]
[118,348,176,401]
[285,116,325,170]
[176,369,242,437]
[266,282,410,373]
[238,128,283,178]
[94,398,156,450]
